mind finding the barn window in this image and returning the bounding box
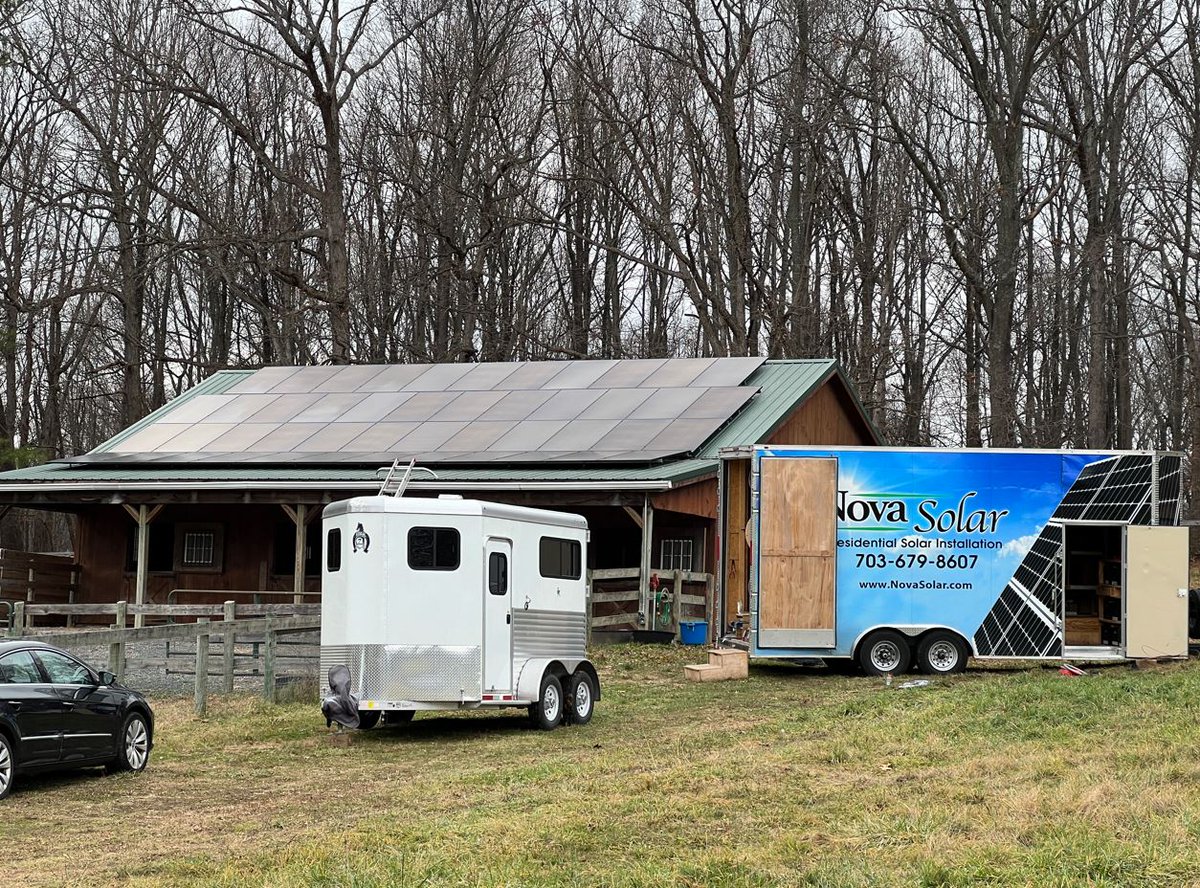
[174,523,224,572]
[408,527,460,571]
[539,537,581,580]
[660,539,694,572]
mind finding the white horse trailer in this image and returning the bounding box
[319,495,599,730]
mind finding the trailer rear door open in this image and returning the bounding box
[758,457,837,648]
[1124,525,1188,658]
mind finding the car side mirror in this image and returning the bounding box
[97,670,116,686]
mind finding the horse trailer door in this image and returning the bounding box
[757,456,837,648]
[484,538,513,691]
[1124,525,1189,659]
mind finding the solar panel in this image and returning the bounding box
[690,356,765,387]
[226,366,300,394]
[449,362,523,390]
[591,359,666,389]
[357,364,434,392]
[542,361,616,389]
[90,357,766,465]
[407,364,474,391]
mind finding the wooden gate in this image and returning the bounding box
[757,457,837,648]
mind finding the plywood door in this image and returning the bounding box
[758,457,837,647]
[1124,525,1188,658]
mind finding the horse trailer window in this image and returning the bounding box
[327,528,341,572]
[539,537,581,580]
[408,527,461,571]
[488,552,508,595]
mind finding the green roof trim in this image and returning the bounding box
[697,359,881,455]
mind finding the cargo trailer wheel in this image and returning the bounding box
[917,631,968,675]
[566,672,595,726]
[357,710,381,730]
[530,674,563,730]
[858,630,912,676]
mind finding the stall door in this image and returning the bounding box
[483,539,513,691]
[1125,525,1189,658]
[757,457,837,648]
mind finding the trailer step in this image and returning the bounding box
[684,648,748,682]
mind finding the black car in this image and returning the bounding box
[0,640,154,800]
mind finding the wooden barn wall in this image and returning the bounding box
[766,380,874,446]
[76,503,320,604]
[651,478,717,520]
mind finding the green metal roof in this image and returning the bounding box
[0,359,876,495]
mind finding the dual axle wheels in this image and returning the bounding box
[857,629,969,676]
[530,671,595,730]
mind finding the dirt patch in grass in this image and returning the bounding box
[8,648,1200,886]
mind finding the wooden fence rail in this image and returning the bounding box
[6,600,319,714]
[586,568,714,640]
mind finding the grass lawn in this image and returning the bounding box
[7,645,1200,887]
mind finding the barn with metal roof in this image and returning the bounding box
[0,358,880,638]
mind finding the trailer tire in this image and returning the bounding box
[857,630,912,676]
[566,672,595,726]
[916,631,969,675]
[356,710,381,730]
[530,673,563,730]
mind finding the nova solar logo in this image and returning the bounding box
[837,491,1009,534]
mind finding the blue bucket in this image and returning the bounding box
[679,620,708,645]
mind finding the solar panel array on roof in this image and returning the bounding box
[973,453,1173,658]
[89,358,765,465]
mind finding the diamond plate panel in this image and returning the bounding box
[320,644,482,701]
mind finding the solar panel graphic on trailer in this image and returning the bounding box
[971,454,1161,657]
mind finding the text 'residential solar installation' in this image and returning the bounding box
[81,358,766,465]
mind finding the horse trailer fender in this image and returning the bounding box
[514,658,564,704]
[851,625,978,658]
[514,658,600,703]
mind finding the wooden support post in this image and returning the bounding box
[66,569,77,628]
[638,496,654,626]
[25,567,34,628]
[9,601,24,637]
[195,618,210,717]
[123,504,163,629]
[263,618,277,704]
[109,601,127,681]
[223,600,236,694]
[704,573,715,647]
[672,569,683,639]
[282,504,309,605]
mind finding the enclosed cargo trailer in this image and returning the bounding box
[717,447,1188,674]
[319,495,599,729]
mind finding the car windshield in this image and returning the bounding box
[0,651,41,684]
[35,651,92,685]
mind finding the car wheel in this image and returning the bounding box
[357,710,381,730]
[383,710,415,726]
[530,673,563,730]
[0,733,14,800]
[917,631,969,675]
[114,713,151,773]
[857,630,912,677]
[566,672,595,726]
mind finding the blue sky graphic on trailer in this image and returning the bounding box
[752,448,1181,658]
